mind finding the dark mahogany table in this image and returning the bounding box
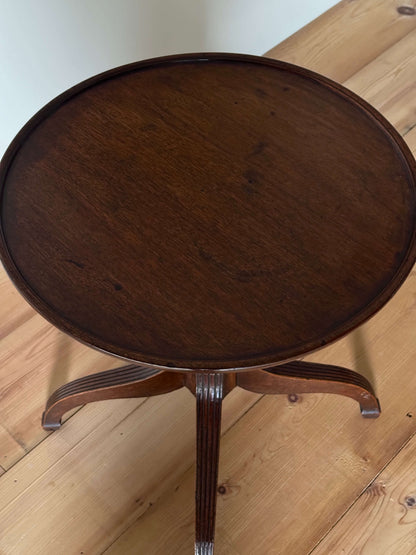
[1,53,416,553]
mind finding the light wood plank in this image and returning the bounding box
[0,298,120,468]
[0,271,34,340]
[0,385,260,554]
[265,0,416,82]
[0,397,145,554]
[0,422,26,470]
[344,28,416,133]
[313,433,416,555]
[404,125,416,153]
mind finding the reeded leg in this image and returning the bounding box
[42,364,185,430]
[237,360,380,417]
[195,372,224,555]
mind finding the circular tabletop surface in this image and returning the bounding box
[1,53,416,371]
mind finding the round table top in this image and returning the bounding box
[1,53,416,371]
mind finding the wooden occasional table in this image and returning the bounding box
[1,53,416,553]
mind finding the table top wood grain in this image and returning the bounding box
[1,53,416,371]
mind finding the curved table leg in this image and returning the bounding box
[195,372,224,555]
[237,361,380,418]
[42,364,185,430]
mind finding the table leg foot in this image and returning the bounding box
[237,360,380,418]
[42,364,185,430]
[195,372,224,554]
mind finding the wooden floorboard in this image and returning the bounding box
[313,432,416,555]
[265,0,416,82]
[0,389,260,553]
[405,126,416,152]
[344,28,416,133]
[2,1,416,553]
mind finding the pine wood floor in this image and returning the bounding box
[1,1,416,553]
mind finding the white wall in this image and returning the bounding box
[0,0,338,157]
